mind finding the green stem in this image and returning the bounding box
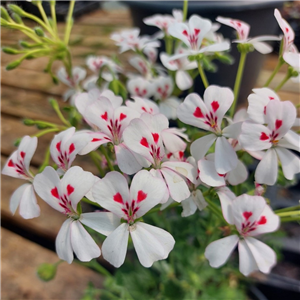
[197,61,209,89]
[274,73,292,92]
[277,210,300,217]
[275,205,300,214]
[263,58,284,87]
[100,146,115,171]
[205,197,223,220]
[89,152,105,177]
[65,50,73,79]
[182,0,188,22]
[37,2,51,29]
[38,146,51,172]
[53,106,70,127]
[33,127,61,138]
[280,216,300,223]
[64,0,75,45]
[76,260,112,277]
[230,50,247,118]
[50,1,58,36]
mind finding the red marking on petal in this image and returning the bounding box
[243,211,252,220]
[67,184,74,195]
[193,107,204,118]
[182,30,188,36]
[167,153,172,159]
[141,106,147,112]
[275,119,282,130]
[69,143,75,154]
[56,142,61,152]
[101,112,108,121]
[237,22,242,27]
[260,132,269,141]
[179,151,184,159]
[119,113,127,121]
[269,96,275,100]
[8,159,14,167]
[92,138,102,142]
[258,216,267,225]
[152,133,159,144]
[218,173,226,177]
[20,151,26,159]
[51,187,59,198]
[137,190,147,202]
[264,106,267,115]
[211,101,219,112]
[140,137,149,148]
[113,192,124,204]
[194,28,200,35]
[285,27,289,33]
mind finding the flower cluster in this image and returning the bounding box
[2,2,299,280]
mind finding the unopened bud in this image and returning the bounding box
[2,47,20,55]
[216,53,234,65]
[23,119,35,126]
[34,27,44,37]
[12,12,23,24]
[0,18,9,27]
[6,59,22,70]
[14,138,21,147]
[36,263,57,282]
[19,41,40,49]
[8,4,25,17]
[49,98,59,109]
[1,6,11,21]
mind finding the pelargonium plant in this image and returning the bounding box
[2,1,300,298]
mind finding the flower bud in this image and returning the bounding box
[36,263,57,282]
[34,27,44,37]
[14,138,21,147]
[7,4,26,17]
[6,59,22,70]
[12,12,23,24]
[1,6,11,21]
[23,119,35,126]
[49,98,59,110]
[19,41,40,49]
[0,18,9,27]
[2,47,20,55]
[216,53,234,65]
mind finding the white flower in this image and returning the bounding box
[205,193,280,276]
[2,136,40,219]
[92,170,175,268]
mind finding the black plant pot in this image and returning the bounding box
[17,1,100,21]
[125,0,285,104]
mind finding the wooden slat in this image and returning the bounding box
[1,227,103,300]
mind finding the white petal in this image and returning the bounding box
[205,235,239,268]
[222,122,243,140]
[131,222,175,268]
[70,221,100,262]
[130,170,167,217]
[18,136,38,171]
[251,41,273,54]
[92,171,130,218]
[9,184,25,216]
[238,239,258,276]
[217,188,235,224]
[176,70,193,90]
[227,160,248,186]
[245,237,277,274]
[102,223,129,268]
[80,212,121,236]
[61,166,95,211]
[181,196,197,217]
[277,130,300,151]
[215,136,238,174]
[255,148,278,185]
[160,167,190,202]
[162,161,196,184]
[232,194,266,232]
[193,189,208,211]
[18,184,40,219]
[198,159,225,187]
[276,147,300,180]
[190,134,217,162]
[56,219,73,264]
[115,144,143,175]
[33,166,64,213]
